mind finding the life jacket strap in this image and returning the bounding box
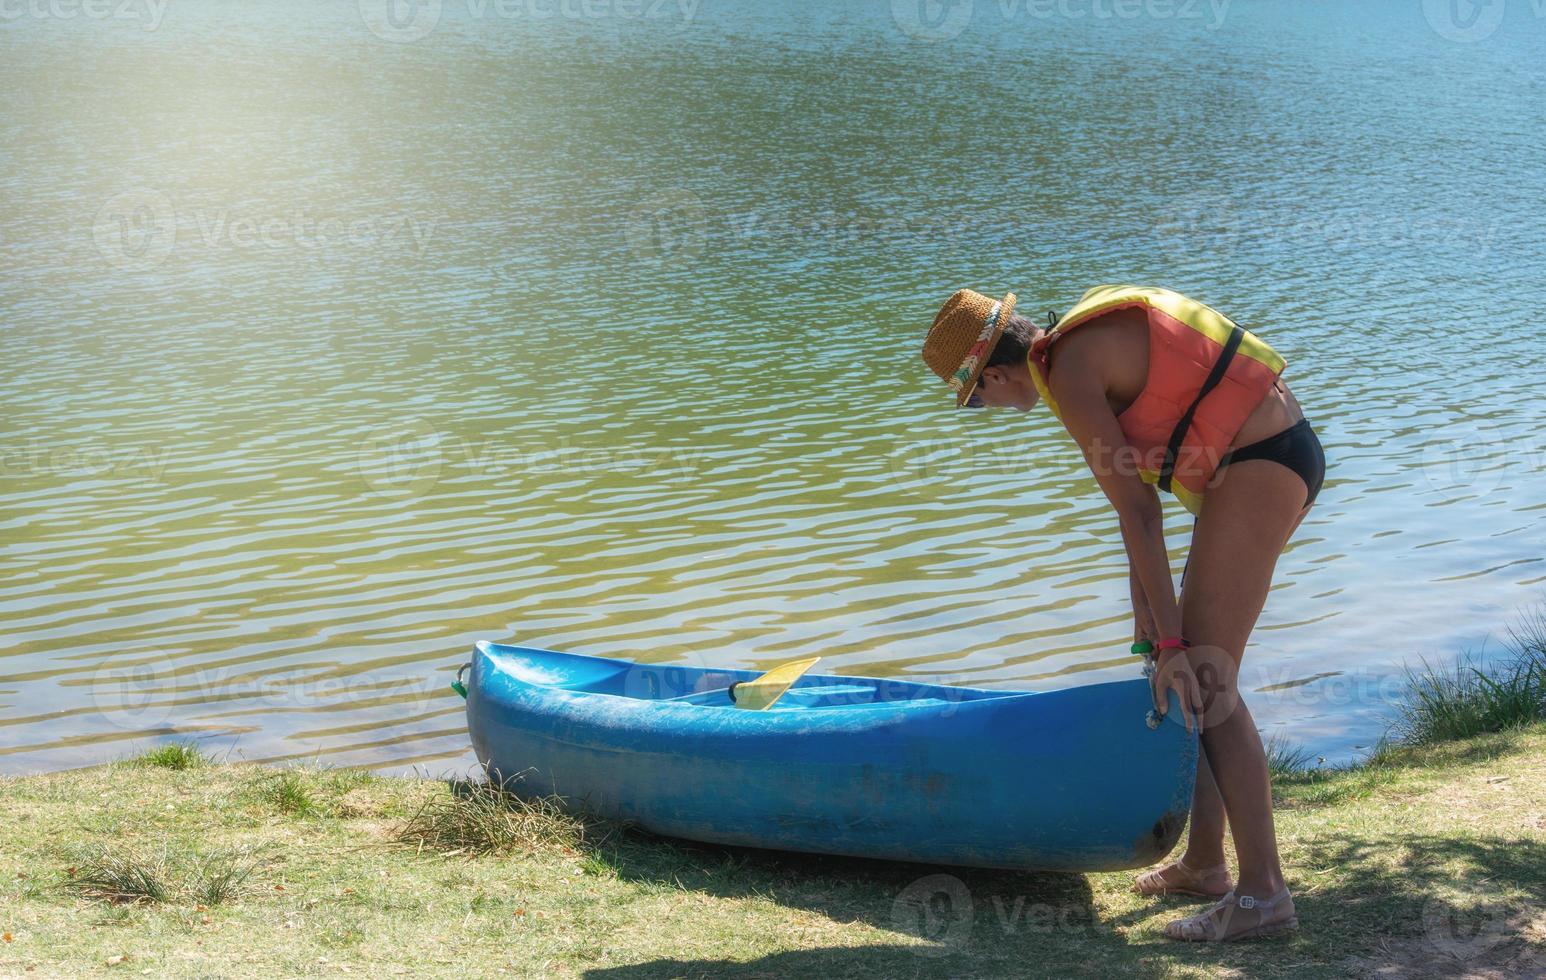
[1158,324,1245,493]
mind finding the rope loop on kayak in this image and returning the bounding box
[451,662,471,700]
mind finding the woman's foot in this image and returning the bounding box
[1133,858,1233,898]
[1163,888,1298,942]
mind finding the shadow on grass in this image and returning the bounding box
[577,829,1546,980]
[582,945,1013,979]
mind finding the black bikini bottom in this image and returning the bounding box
[1215,417,1326,509]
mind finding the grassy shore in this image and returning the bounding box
[2,724,1543,979]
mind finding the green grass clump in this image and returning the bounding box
[187,846,268,905]
[1389,602,1546,745]
[131,742,208,771]
[1263,732,1317,778]
[1390,653,1545,745]
[393,773,598,856]
[258,769,317,816]
[65,846,175,904]
[63,843,267,907]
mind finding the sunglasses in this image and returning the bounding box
[964,376,987,409]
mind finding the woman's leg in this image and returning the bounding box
[1182,745,1228,866]
[1144,501,1310,891]
[1134,749,1232,896]
[1163,459,1312,933]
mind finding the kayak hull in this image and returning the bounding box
[466,641,1197,872]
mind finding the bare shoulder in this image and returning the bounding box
[1048,307,1147,394]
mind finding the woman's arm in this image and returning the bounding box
[1048,346,1202,730]
[1048,363,1181,640]
[1123,518,1159,641]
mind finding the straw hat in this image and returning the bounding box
[920,288,1018,407]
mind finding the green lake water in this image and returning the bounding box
[2,0,1545,772]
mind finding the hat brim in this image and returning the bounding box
[954,291,1018,407]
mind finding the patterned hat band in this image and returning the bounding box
[947,301,1003,392]
[920,287,1018,407]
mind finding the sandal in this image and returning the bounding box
[1133,859,1233,898]
[1164,887,1299,942]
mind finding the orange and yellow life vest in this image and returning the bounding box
[1027,285,1286,516]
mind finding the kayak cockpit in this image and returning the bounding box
[475,641,1024,709]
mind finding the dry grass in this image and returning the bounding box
[63,843,268,906]
[0,730,1542,978]
[392,768,603,856]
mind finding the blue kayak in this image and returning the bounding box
[465,641,1197,872]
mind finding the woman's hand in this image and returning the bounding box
[1151,649,1205,734]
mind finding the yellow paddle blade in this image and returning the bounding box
[730,657,821,711]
